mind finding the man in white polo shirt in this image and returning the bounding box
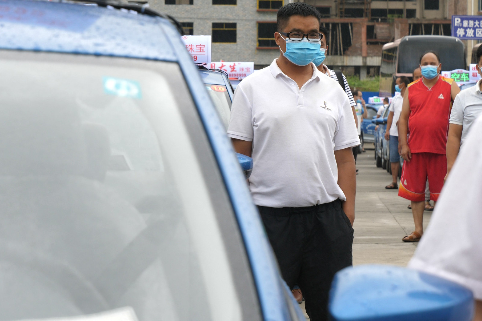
[227,3,359,320]
[446,44,482,180]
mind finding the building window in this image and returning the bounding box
[371,9,387,21]
[165,0,193,4]
[316,6,331,18]
[257,22,277,48]
[181,22,194,35]
[388,8,403,20]
[258,0,283,10]
[213,0,236,4]
[406,9,416,18]
[212,23,237,43]
[424,0,439,10]
[343,8,364,18]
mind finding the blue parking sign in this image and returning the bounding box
[452,15,482,40]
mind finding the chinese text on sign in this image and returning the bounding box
[452,16,482,40]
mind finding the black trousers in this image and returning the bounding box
[258,200,353,321]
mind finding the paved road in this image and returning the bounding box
[353,145,432,266]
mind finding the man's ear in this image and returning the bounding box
[274,32,282,47]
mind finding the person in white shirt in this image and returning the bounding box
[409,113,482,321]
[446,44,482,181]
[227,3,359,320]
[374,98,389,134]
[384,76,409,189]
[353,89,366,152]
[377,97,389,118]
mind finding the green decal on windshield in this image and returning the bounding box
[103,77,142,99]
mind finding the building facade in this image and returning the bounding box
[149,0,478,74]
[149,0,281,68]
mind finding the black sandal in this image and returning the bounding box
[385,183,398,189]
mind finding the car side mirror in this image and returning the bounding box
[236,153,253,179]
[371,119,376,124]
[372,115,377,119]
[375,118,382,124]
[329,265,474,321]
[383,117,388,124]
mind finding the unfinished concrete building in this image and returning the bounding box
[148,0,478,75]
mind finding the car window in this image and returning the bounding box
[205,85,231,129]
[0,51,260,321]
[367,107,378,119]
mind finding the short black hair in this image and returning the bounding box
[399,76,410,87]
[383,97,389,103]
[277,2,321,32]
[419,51,441,64]
[319,25,330,45]
[477,45,482,64]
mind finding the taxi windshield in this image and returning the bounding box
[0,51,250,321]
[205,84,231,129]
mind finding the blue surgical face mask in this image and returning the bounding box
[279,35,321,66]
[421,65,439,80]
[313,48,326,67]
[395,85,401,92]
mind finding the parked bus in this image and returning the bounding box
[380,35,466,97]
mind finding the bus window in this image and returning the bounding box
[379,36,465,97]
[397,37,465,74]
[381,47,397,78]
[380,46,397,97]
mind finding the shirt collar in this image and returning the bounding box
[475,79,482,94]
[269,59,321,82]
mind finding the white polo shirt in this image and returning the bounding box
[449,79,482,145]
[227,59,359,208]
[388,95,403,137]
[377,104,388,117]
[409,113,482,299]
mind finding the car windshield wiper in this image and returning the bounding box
[57,0,185,35]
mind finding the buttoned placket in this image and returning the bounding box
[278,73,318,108]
